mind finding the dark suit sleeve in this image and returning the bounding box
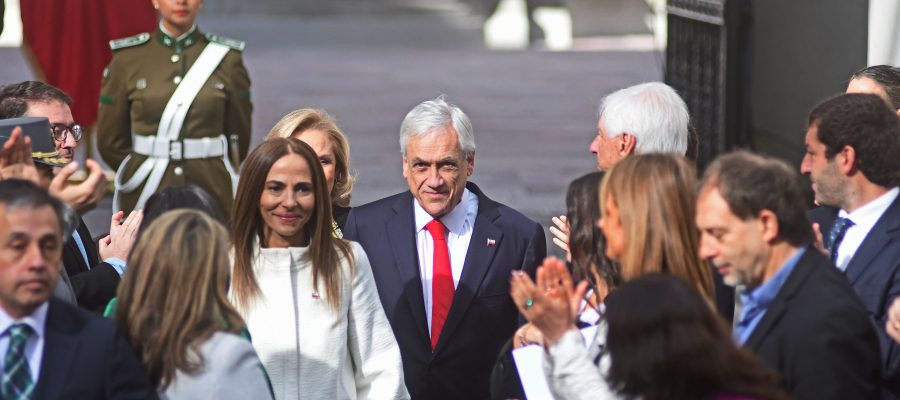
[880,276,900,396]
[105,324,157,399]
[790,305,880,400]
[69,262,121,312]
[520,222,546,279]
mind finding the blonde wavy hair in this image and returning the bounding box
[266,108,354,207]
[599,153,714,301]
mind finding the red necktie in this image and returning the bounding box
[426,219,454,349]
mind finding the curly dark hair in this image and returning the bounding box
[808,93,900,187]
[605,274,788,400]
[851,65,900,110]
[0,81,72,119]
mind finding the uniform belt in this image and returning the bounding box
[132,135,227,160]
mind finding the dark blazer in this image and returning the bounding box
[744,246,880,400]
[810,196,900,398]
[344,182,546,400]
[32,298,156,399]
[63,217,121,312]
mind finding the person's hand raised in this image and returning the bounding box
[549,215,571,261]
[510,257,588,346]
[0,127,40,183]
[99,209,143,262]
[49,159,107,213]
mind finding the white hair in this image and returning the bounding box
[599,82,689,155]
[399,95,475,158]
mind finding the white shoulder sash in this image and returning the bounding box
[114,42,230,212]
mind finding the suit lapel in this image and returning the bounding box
[76,218,99,267]
[844,196,900,285]
[63,218,95,274]
[387,195,431,344]
[744,247,817,351]
[434,184,502,353]
[63,237,89,274]
[34,300,79,400]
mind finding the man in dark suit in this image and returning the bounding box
[0,81,137,312]
[0,179,154,399]
[696,151,880,399]
[800,93,900,397]
[344,96,546,399]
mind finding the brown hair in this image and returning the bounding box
[231,138,353,311]
[0,81,72,119]
[266,108,355,207]
[115,210,245,389]
[599,153,714,301]
[700,151,814,247]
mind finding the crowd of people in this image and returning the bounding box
[0,1,898,399]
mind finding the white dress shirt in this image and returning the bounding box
[834,187,899,271]
[0,302,48,382]
[414,188,478,332]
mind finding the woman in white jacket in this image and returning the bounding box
[230,137,409,400]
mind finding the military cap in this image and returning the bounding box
[0,117,68,166]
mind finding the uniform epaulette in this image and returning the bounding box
[109,32,151,50]
[205,33,245,52]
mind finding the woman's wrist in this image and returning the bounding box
[541,324,578,346]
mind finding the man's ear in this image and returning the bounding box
[759,209,780,244]
[402,156,409,179]
[466,153,475,177]
[618,133,637,157]
[837,145,857,176]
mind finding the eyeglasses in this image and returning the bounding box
[50,123,83,143]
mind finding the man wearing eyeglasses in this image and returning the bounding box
[0,82,79,163]
[0,81,139,313]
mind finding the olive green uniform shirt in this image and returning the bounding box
[97,27,252,217]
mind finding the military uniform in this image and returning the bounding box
[97,26,252,217]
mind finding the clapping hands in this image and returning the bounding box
[510,257,588,345]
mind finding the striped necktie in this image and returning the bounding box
[2,323,34,400]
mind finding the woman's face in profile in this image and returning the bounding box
[598,195,625,262]
[258,153,316,248]
[293,129,336,197]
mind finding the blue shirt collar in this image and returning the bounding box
[740,247,806,312]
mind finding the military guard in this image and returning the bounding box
[97,0,251,217]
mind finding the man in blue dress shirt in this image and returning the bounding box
[695,151,880,400]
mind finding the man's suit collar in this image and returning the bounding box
[0,301,48,340]
[387,182,504,354]
[744,245,823,351]
[844,194,900,284]
[33,299,82,400]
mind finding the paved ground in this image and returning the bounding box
[0,8,661,258]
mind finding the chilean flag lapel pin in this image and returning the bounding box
[486,238,496,246]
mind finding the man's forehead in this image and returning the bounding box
[0,204,60,232]
[24,100,72,120]
[697,186,733,218]
[406,131,463,153]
